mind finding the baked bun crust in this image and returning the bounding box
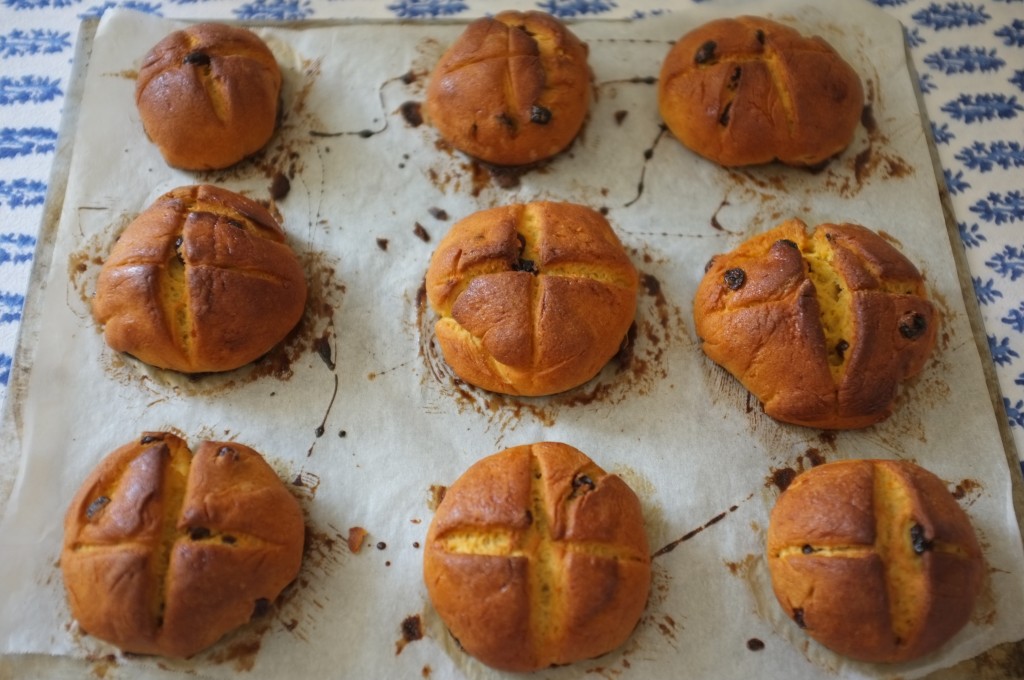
[423,442,651,672]
[767,459,983,663]
[93,184,307,374]
[658,16,863,167]
[425,202,638,396]
[61,433,305,658]
[425,11,591,166]
[694,218,936,429]
[136,23,282,170]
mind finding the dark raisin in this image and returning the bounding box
[792,608,806,628]
[140,434,163,444]
[835,339,849,359]
[377,541,387,550]
[747,638,765,651]
[530,105,552,125]
[570,474,596,499]
[85,496,110,520]
[801,544,814,554]
[719,102,733,126]
[776,239,798,250]
[728,66,741,90]
[428,207,448,221]
[251,598,271,619]
[825,232,836,242]
[512,258,538,275]
[694,40,717,64]
[183,51,211,67]
[704,256,716,273]
[899,312,927,339]
[188,527,211,540]
[222,535,237,544]
[724,268,746,290]
[910,523,934,554]
[756,29,765,45]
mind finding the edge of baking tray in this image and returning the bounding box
[0,19,97,510]
[901,35,1024,680]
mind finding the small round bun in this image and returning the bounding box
[694,218,936,429]
[93,184,307,374]
[425,202,638,396]
[425,11,591,166]
[424,442,651,672]
[136,23,282,170]
[767,459,983,663]
[61,433,305,658]
[659,16,863,167]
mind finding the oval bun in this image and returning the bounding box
[659,16,863,167]
[136,23,282,170]
[426,11,591,166]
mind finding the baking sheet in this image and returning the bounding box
[0,3,1022,679]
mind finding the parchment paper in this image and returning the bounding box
[1,4,1022,679]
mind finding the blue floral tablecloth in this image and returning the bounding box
[0,0,1022,467]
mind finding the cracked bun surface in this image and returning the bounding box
[425,10,591,166]
[136,22,282,170]
[423,442,651,672]
[61,433,304,658]
[694,219,936,429]
[658,16,864,167]
[425,201,638,396]
[93,185,307,374]
[767,459,983,663]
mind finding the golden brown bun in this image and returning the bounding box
[425,202,638,396]
[767,459,983,663]
[61,433,305,658]
[425,11,591,166]
[659,16,863,167]
[93,184,307,374]
[694,219,936,429]
[424,442,651,672]
[136,23,282,170]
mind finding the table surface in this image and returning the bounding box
[0,1,1023,678]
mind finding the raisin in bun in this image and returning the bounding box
[425,10,591,166]
[424,442,651,672]
[425,201,638,396]
[136,23,282,170]
[767,459,983,663]
[61,433,304,658]
[694,218,936,429]
[659,16,863,167]
[93,184,307,374]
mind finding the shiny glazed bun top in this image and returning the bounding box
[93,184,307,374]
[136,22,282,170]
[659,16,864,167]
[694,218,936,429]
[426,11,592,166]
